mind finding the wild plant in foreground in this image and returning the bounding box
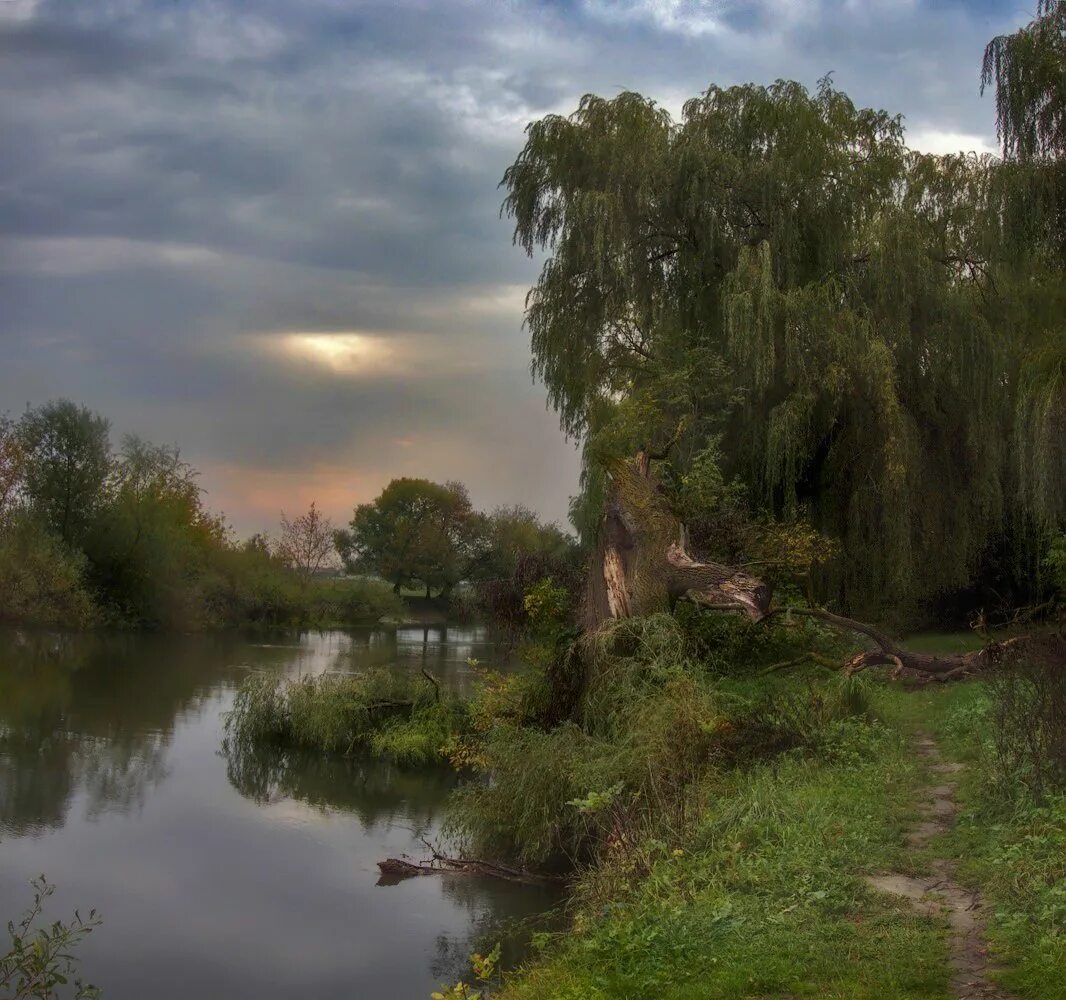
[1,876,101,1000]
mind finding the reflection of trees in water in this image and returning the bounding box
[0,628,246,835]
[221,741,457,835]
[219,736,566,989]
[0,728,172,835]
[0,624,518,838]
[78,732,171,821]
[0,729,75,836]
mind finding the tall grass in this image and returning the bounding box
[920,672,1066,997]
[223,669,468,766]
[448,614,873,868]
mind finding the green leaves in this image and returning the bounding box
[504,74,1063,616]
[0,876,101,1000]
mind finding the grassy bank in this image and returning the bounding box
[494,675,1064,1000]
[497,688,944,1000]
[222,615,1063,999]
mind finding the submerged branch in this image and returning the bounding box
[377,841,564,886]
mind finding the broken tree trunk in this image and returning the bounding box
[376,847,563,887]
[582,452,772,631]
[580,452,1033,683]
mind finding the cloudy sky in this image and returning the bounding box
[0,0,1023,535]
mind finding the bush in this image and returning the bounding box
[448,614,871,868]
[205,548,406,629]
[987,634,1066,798]
[203,544,310,627]
[0,517,96,627]
[306,577,406,626]
[223,669,468,766]
[713,673,872,764]
[674,600,846,676]
[1,875,101,1000]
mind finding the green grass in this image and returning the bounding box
[498,703,948,999]
[223,669,469,766]
[884,682,1066,1000]
[495,675,1065,999]
[898,630,986,655]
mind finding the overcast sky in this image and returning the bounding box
[0,0,1023,535]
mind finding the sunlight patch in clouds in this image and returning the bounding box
[281,332,397,376]
[260,329,495,380]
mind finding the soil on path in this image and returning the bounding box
[865,734,1013,1000]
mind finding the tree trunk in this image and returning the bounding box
[581,452,1035,684]
[582,452,772,631]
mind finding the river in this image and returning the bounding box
[0,626,559,998]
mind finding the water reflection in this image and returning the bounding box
[0,630,244,836]
[223,744,455,836]
[0,625,552,1000]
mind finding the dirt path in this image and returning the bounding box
[865,733,1012,1000]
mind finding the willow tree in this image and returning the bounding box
[983,1,1066,531]
[504,78,1012,617]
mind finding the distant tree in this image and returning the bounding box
[18,401,111,546]
[475,504,576,581]
[109,436,202,517]
[243,532,272,556]
[342,478,479,596]
[84,436,226,627]
[0,416,25,525]
[276,501,336,581]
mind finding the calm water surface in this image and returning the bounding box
[0,626,558,999]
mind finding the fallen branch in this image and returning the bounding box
[420,667,441,703]
[376,848,563,886]
[769,607,1036,683]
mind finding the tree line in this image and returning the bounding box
[335,478,576,598]
[0,399,574,629]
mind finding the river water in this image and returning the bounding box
[0,626,558,999]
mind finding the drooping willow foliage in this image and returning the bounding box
[984,2,1066,532]
[503,76,1063,617]
[982,0,1065,163]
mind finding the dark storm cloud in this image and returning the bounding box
[0,0,1025,532]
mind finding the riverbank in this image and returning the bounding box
[217,617,1063,999]
[496,680,1064,1000]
